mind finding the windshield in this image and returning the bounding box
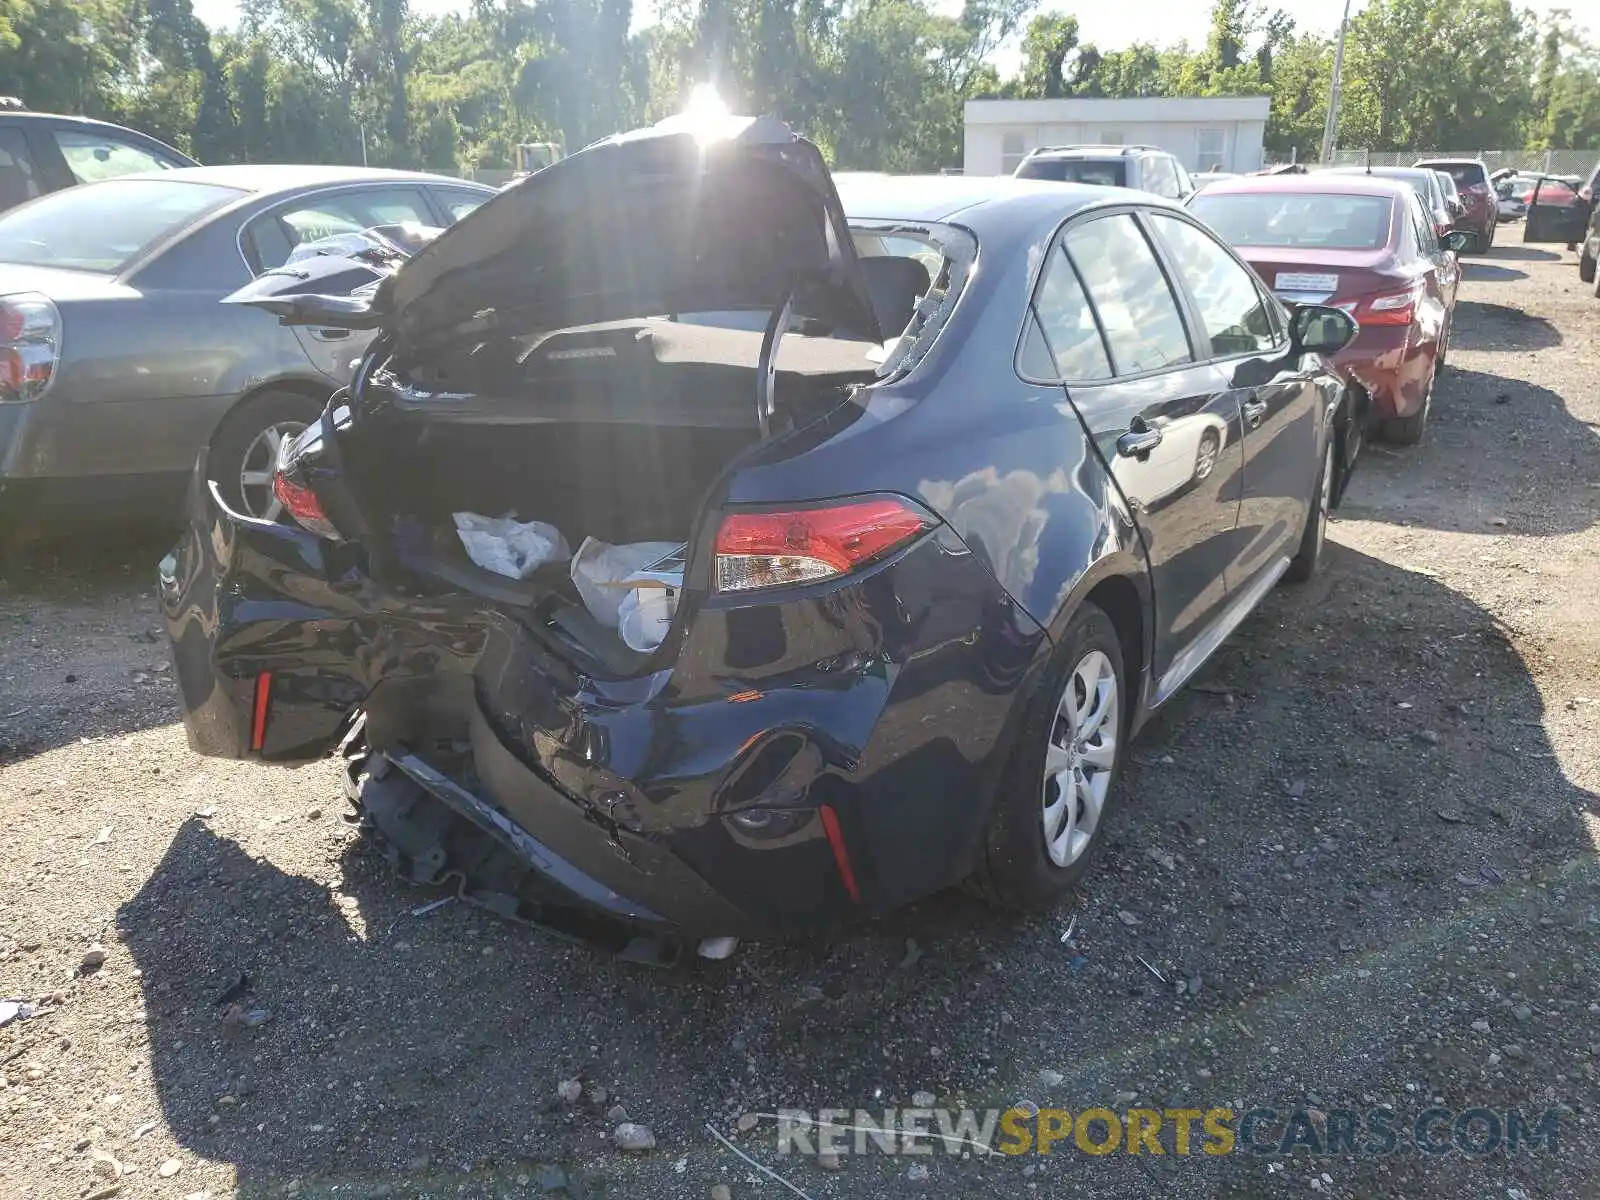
[1015,158,1128,187]
[1189,192,1395,250]
[0,179,243,273]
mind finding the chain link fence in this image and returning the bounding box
[1326,148,1598,175]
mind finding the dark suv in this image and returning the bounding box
[0,103,196,213]
[1014,144,1195,200]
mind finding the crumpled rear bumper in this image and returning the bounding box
[159,451,1049,943]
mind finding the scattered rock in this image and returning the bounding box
[1147,847,1176,871]
[80,943,109,973]
[1471,1019,1492,1034]
[613,1122,656,1152]
[1512,1004,1532,1022]
[90,1148,123,1180]
[305,807,323,820]
[585,1082,609,1105]
[711,1185,733,1200]
[1415,729,1441,745]
[911,1090,936,1108]
[158,1159,183,1178]
[1038,1068,1064,1088]
[1434,809,1467,824]
[736,1112,761,1134]
[1116,910,1141,927]
[535,1164,567,1191]
[1502,1044,1524,1059]
[898,938,923,969]
[817,1150,843,1171]
[907,1162,930,1182]
[557,1078,583,1104]
[606,1104,630,1124]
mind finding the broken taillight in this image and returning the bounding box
[1350,285,1421,328]
[0,293,61,404]
[271,465,342,540]
[713,496,936,593]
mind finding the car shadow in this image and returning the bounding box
[1338,364,1600,537]
[1487,245,1563,262]
[0,523,184,764]
[1448,301,1561,351]
[115,542,1598,1197]
[1459,262,1527,283]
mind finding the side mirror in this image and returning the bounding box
[1290,304,1357,354]
[1441,230,1473,253]
[1448,198,1464,216]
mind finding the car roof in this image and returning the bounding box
[835,172,1173,226]
[0,111,199,163]
[107,164,484,195]
[1193,173,1411,200]
[1414,157,1486,167]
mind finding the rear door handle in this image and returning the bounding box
[1242,396,1267,427]
[1116,423,1163,457]
[312,327,351,342]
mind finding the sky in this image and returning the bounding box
[190,0,1590,75]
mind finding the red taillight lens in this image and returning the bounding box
[713,496,936,593]
[0,293,61,404]
[1356,286,1419,327]
[270,468,343,539]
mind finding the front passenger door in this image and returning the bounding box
[1144,211,1319,590]
[1025,211,1245,687]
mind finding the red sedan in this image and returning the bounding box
[1188,174,1470,445]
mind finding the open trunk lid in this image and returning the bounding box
[224,113,881,349]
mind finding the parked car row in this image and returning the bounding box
[0,109,1561,959]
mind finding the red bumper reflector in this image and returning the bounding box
[250,671,273,752]
[819,804,862,904]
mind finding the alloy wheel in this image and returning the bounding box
[238,421,308,522]
[1041,649,1120,868]
[1194,432,1219,481]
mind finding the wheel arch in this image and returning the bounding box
[208,376,334,448]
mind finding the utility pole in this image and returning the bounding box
[1319,0,1353,164]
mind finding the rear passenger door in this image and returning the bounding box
[1145,210,1320,592]
[1022,210,1244,685]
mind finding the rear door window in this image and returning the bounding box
[0,126,41,209]
[1062,214,1193,374]
[245,187,434,271]
[51,129,182,184]
[1143,155,1182,199]
[1019,243,1112,382]
[433,186,489,223]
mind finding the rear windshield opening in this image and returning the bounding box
[1188,192,1395,251]
[849,222,974,380]
[1015,159,1128,188]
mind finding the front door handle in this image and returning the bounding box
[312,327,351,342]
[1116,422,1163,458]
[1242,395,1267,427]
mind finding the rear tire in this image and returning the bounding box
[1381,362,1435,446]
[967,603,1127,910]
[208,390,327,520]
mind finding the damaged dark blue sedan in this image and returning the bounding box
[161,113,1360,963]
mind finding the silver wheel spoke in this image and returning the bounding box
[1045,741,1073,777]
[240,470,274,487]
[261,496,284,522]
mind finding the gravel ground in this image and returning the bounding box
[2,245,1597,1200]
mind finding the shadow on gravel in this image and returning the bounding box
[1448,302,1561,351]
[1487,245,1563,262]
[115,545,1598,1199]
[1340,365,1600,536]
[0,522,176,592]
[1460,262,1527,283]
